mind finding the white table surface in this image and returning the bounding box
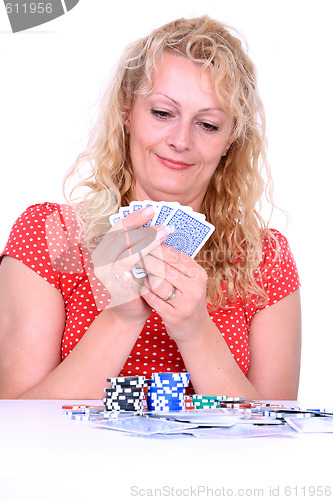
[1,399,332,500]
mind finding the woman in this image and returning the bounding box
[0,16,301,400]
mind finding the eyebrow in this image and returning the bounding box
[151,92,226,115]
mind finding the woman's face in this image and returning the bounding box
[126,52,233,210]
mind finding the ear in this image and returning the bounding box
[223,141,232,156]
[123,121,129,135]
[124,114,131,132]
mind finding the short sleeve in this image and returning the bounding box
[261,229,300,305]
[244,229,300,322]
[0,202,81,292]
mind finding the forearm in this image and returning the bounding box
[176,317,263,400]
[17,309,145,400]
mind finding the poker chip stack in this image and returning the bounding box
[192,395,224,410]
[192,395,246,410]
[219,397,248,409]
[103,375,149,412]
[184,394,196,410]
[147,372,190,412]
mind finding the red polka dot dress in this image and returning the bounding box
[1,203,300,381]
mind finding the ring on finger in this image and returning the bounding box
[112,268,121,280]
[112,268,132,283]
[163,286,177,303]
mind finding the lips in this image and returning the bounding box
[155,154,194,170]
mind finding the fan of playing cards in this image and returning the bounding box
[110,200,215,259]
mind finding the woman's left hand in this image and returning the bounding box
[139,243,210,344]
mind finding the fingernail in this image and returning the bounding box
[142,206,155,217]
[122,271,132,282]
[156,225,174,239]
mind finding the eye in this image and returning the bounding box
[151,109,172,119]
[199,122,219,132]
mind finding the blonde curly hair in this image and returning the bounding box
[64,15,274,309]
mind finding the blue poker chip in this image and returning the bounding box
[147,394,184,401]
[150,382,186,389]
[147,399,185,407]
[147,394,185,402]
[147,390,184,396]
[147,386,185,394]
[150,383,188,390]
[151,372,190,380]
[147,404,185,412]
[151,379,187,386]
[148,404,185,412]
[147,392,185,400]
[147,396,185,407]
[151,372,190,383]
[147,372,189,412]
[148,388,185,397]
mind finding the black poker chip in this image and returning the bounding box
[106,376,149,386]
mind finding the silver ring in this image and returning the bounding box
[163,286,177,303]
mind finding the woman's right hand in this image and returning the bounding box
[91,206,171,324]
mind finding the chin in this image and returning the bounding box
[152,188,188,202]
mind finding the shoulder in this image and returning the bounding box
[260,229,297,275]
[12,202,75,225]
[6,202,77,243]
[261,228,290,254]
[1,202,81,287]
[258,228,300,304]
[241,229,300,320]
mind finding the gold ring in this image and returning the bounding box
[163,286,177,303]
[112,268,121,280]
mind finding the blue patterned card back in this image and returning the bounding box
[164,209,215,257]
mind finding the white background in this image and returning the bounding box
[0,0,332,402]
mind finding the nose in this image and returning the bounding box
[167,119,193,152]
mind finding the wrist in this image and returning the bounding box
[102,307,148,333]
[175,312,213,352]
